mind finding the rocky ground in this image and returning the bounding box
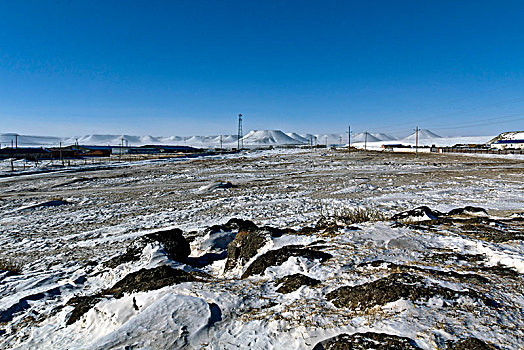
[0,149,523,349]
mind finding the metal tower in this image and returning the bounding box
[237,114,243,150]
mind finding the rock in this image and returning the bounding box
[312,332,422,350]
[392,206,489,223]
[106,265,200,298]
[275,273,321,293]
[198,181,237,192]
[206,218,258,235]
[326,273,497,309]
[105,228,190,268]
[391,206,442,222]
[65,295,102,325]
[142,228,191,262]
[66,266,206,325]
[258,225,296,237]
[446,337,497,350]
[241,246,332,278]
[447,206,489,218]
[224,228,271,271]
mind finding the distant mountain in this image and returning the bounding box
[240,130,304,145]
[314,134,346,145]
[371,133,397,141]
[285,132,310,144]
[402,129,442,140]
[351,132,380,142]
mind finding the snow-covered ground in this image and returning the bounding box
[0,149,523,349]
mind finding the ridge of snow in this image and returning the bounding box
[403,130,442,140]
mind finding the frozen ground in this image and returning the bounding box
[0,149,523,349]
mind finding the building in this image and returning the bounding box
[0,147,51,160]
[491,140,524,150]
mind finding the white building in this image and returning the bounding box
[491,140,524,150]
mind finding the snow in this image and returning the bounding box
[1,148,523,349]
[241,130,304,145]
[371,132,397,141]
[402,129,442,140]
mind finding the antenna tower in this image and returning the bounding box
[237,114,243,150]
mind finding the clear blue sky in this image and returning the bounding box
[1,0,524,137]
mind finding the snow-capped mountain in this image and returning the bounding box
[240,130,303,145]
[402,129,442,140]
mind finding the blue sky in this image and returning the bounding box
[1,0,524,137]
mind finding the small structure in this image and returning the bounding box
[382,144,412,152]
[111,146,131,155]
[47,147,78,159]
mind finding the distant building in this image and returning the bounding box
[0,147,51,160]
[491,139,524,150]
[76,146,112,157]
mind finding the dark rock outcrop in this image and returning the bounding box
[66,295,102,325]
[447,206,488,218]
[312,332,421,350]
[242,246,332,278]
[206,218,258,235]
[142,228,191,262]
[66,265,206,325]
[106,265,200,298]
[224,229,270,271]
[392,206,489,222]
[105,228,190,268]
[275,273,321,293]
[446,337,497,350]
[326,273,497,309]
[391,206,442,222]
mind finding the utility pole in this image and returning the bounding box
[364,131,368,151]
[325,135,328,149]
[60,142,64,166]
[415,126,420,158]
[310,136,313,150]
[339,135,342,146]
[348,125,351,153]
[220,135,223,153]
[120,138,124,162]
[237,114,243,150]
[15,134,18,149]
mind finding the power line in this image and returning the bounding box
[434,115,524,130]
[378,92,524,131]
